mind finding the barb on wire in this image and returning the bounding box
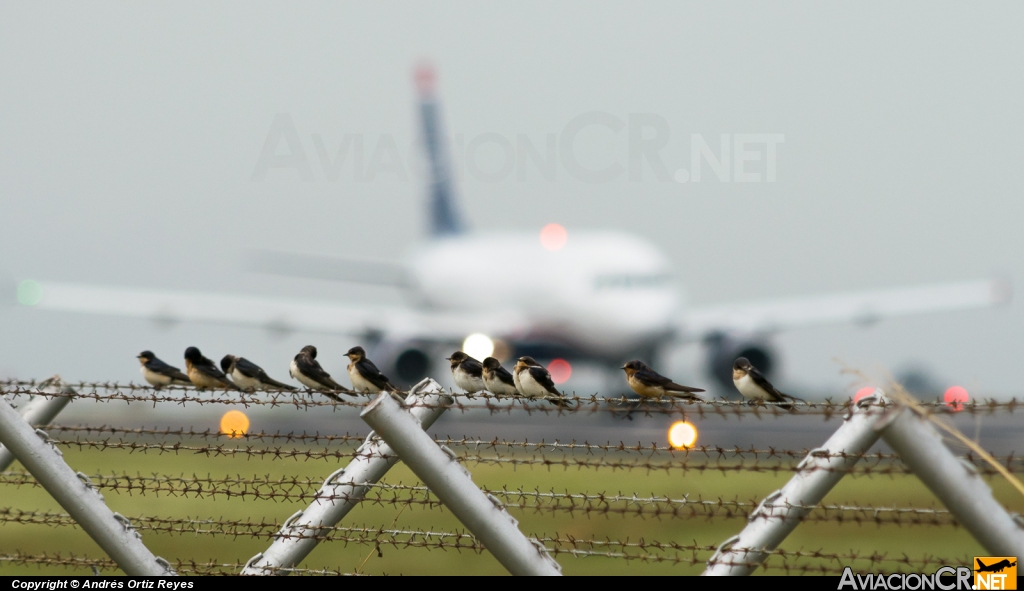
[45,425,368,444]
[0,509,967,571]
[0,476,960,526]
[25,431,1024,481]
[0,551,363,576]
[4,381,1019,417]
[36,427,1024,477]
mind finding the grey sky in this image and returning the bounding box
[1,2,1021,397]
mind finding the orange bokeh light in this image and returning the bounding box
[547,358,572,384]
[220,410,250,439]
[539,224,567,251]
[668,421,698,449]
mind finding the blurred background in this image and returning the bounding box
[2,3,1021,396]
[2,2,1023,576]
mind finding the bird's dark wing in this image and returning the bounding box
[234,357,264,379]
[527,366,559,395]
[196,360,240,389]
[662,378,705,393]
[193,362,228,381]
[747,367,788,402]
[462,358,484,378]
[356,359,394,391]
[495,366,516,387]
[361,356,382,375]
[296,355,348,393]
[296,355,334,382]
[261,375,297,390]
[527,366,575,408]
[238,357,295,390]
[146,359,191,382]
[634,369,705,393]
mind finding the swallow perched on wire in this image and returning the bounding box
[183,347,240,390]
[345,346,400,393]
[220,355,296,391]
[136,351,192,389]
[481,357,518,396]
[447,351,485,394]
[289,345,348,400]
[733,357,802,409]
[513,356,569,406]
[621,360,706,401]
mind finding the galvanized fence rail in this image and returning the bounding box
[0,376,75,472]
[703,389,889,575]
[2,376,1022,577]
[361,391,563,576]
[878,404,1024,558]
[0,389,174,576]
[242,378,452,575]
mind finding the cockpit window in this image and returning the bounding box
[594,273,672,290]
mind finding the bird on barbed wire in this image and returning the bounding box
[732,357,802,410]
[136,351,192,389]
[220,355,296,392]
[621,360,706,401]
[481,357,518,397]
[513,356,572,407]
[289,345,349,401]
[345,346,401,394]
[183,347,240,391]
[447,351,485,395]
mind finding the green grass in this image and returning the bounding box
[0,445,1018,576]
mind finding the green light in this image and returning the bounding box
[17,280,42,306]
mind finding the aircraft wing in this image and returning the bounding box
[22,281,526,341]
[680,278,1010,339]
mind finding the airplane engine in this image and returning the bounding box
[705,333,776,390]
[394,347,431,383]
[369,341,434,387]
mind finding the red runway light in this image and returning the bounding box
[414,61,436,94]
[540,224,567,251]
[944,386,968,412]
[547,359,572,384]
[853,387,876,403]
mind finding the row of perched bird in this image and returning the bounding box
[137,345,800,407]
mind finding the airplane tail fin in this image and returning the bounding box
[416,62,466,238]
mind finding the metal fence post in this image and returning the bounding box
[703,391,889,576]
[0,375,76,472]
[0,393,175,575]
[878,406,1024,558]
[242,378,453,575]
[361,391,562,576]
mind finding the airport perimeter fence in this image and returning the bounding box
[0,376,1023,576]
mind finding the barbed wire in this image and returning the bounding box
[44,425,368,444]
[0,509,968,571]
[0,551,363,576]
[0,378,1006,575]
[4,382,1019,416]
[30,436,1024,479]
[0,549,856,574]
[34,427,1024,475]
[0,474,962,525]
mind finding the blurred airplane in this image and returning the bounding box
[22,65,1010,390]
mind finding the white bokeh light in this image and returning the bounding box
[462,333,495,360]
[667,421,698,449]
